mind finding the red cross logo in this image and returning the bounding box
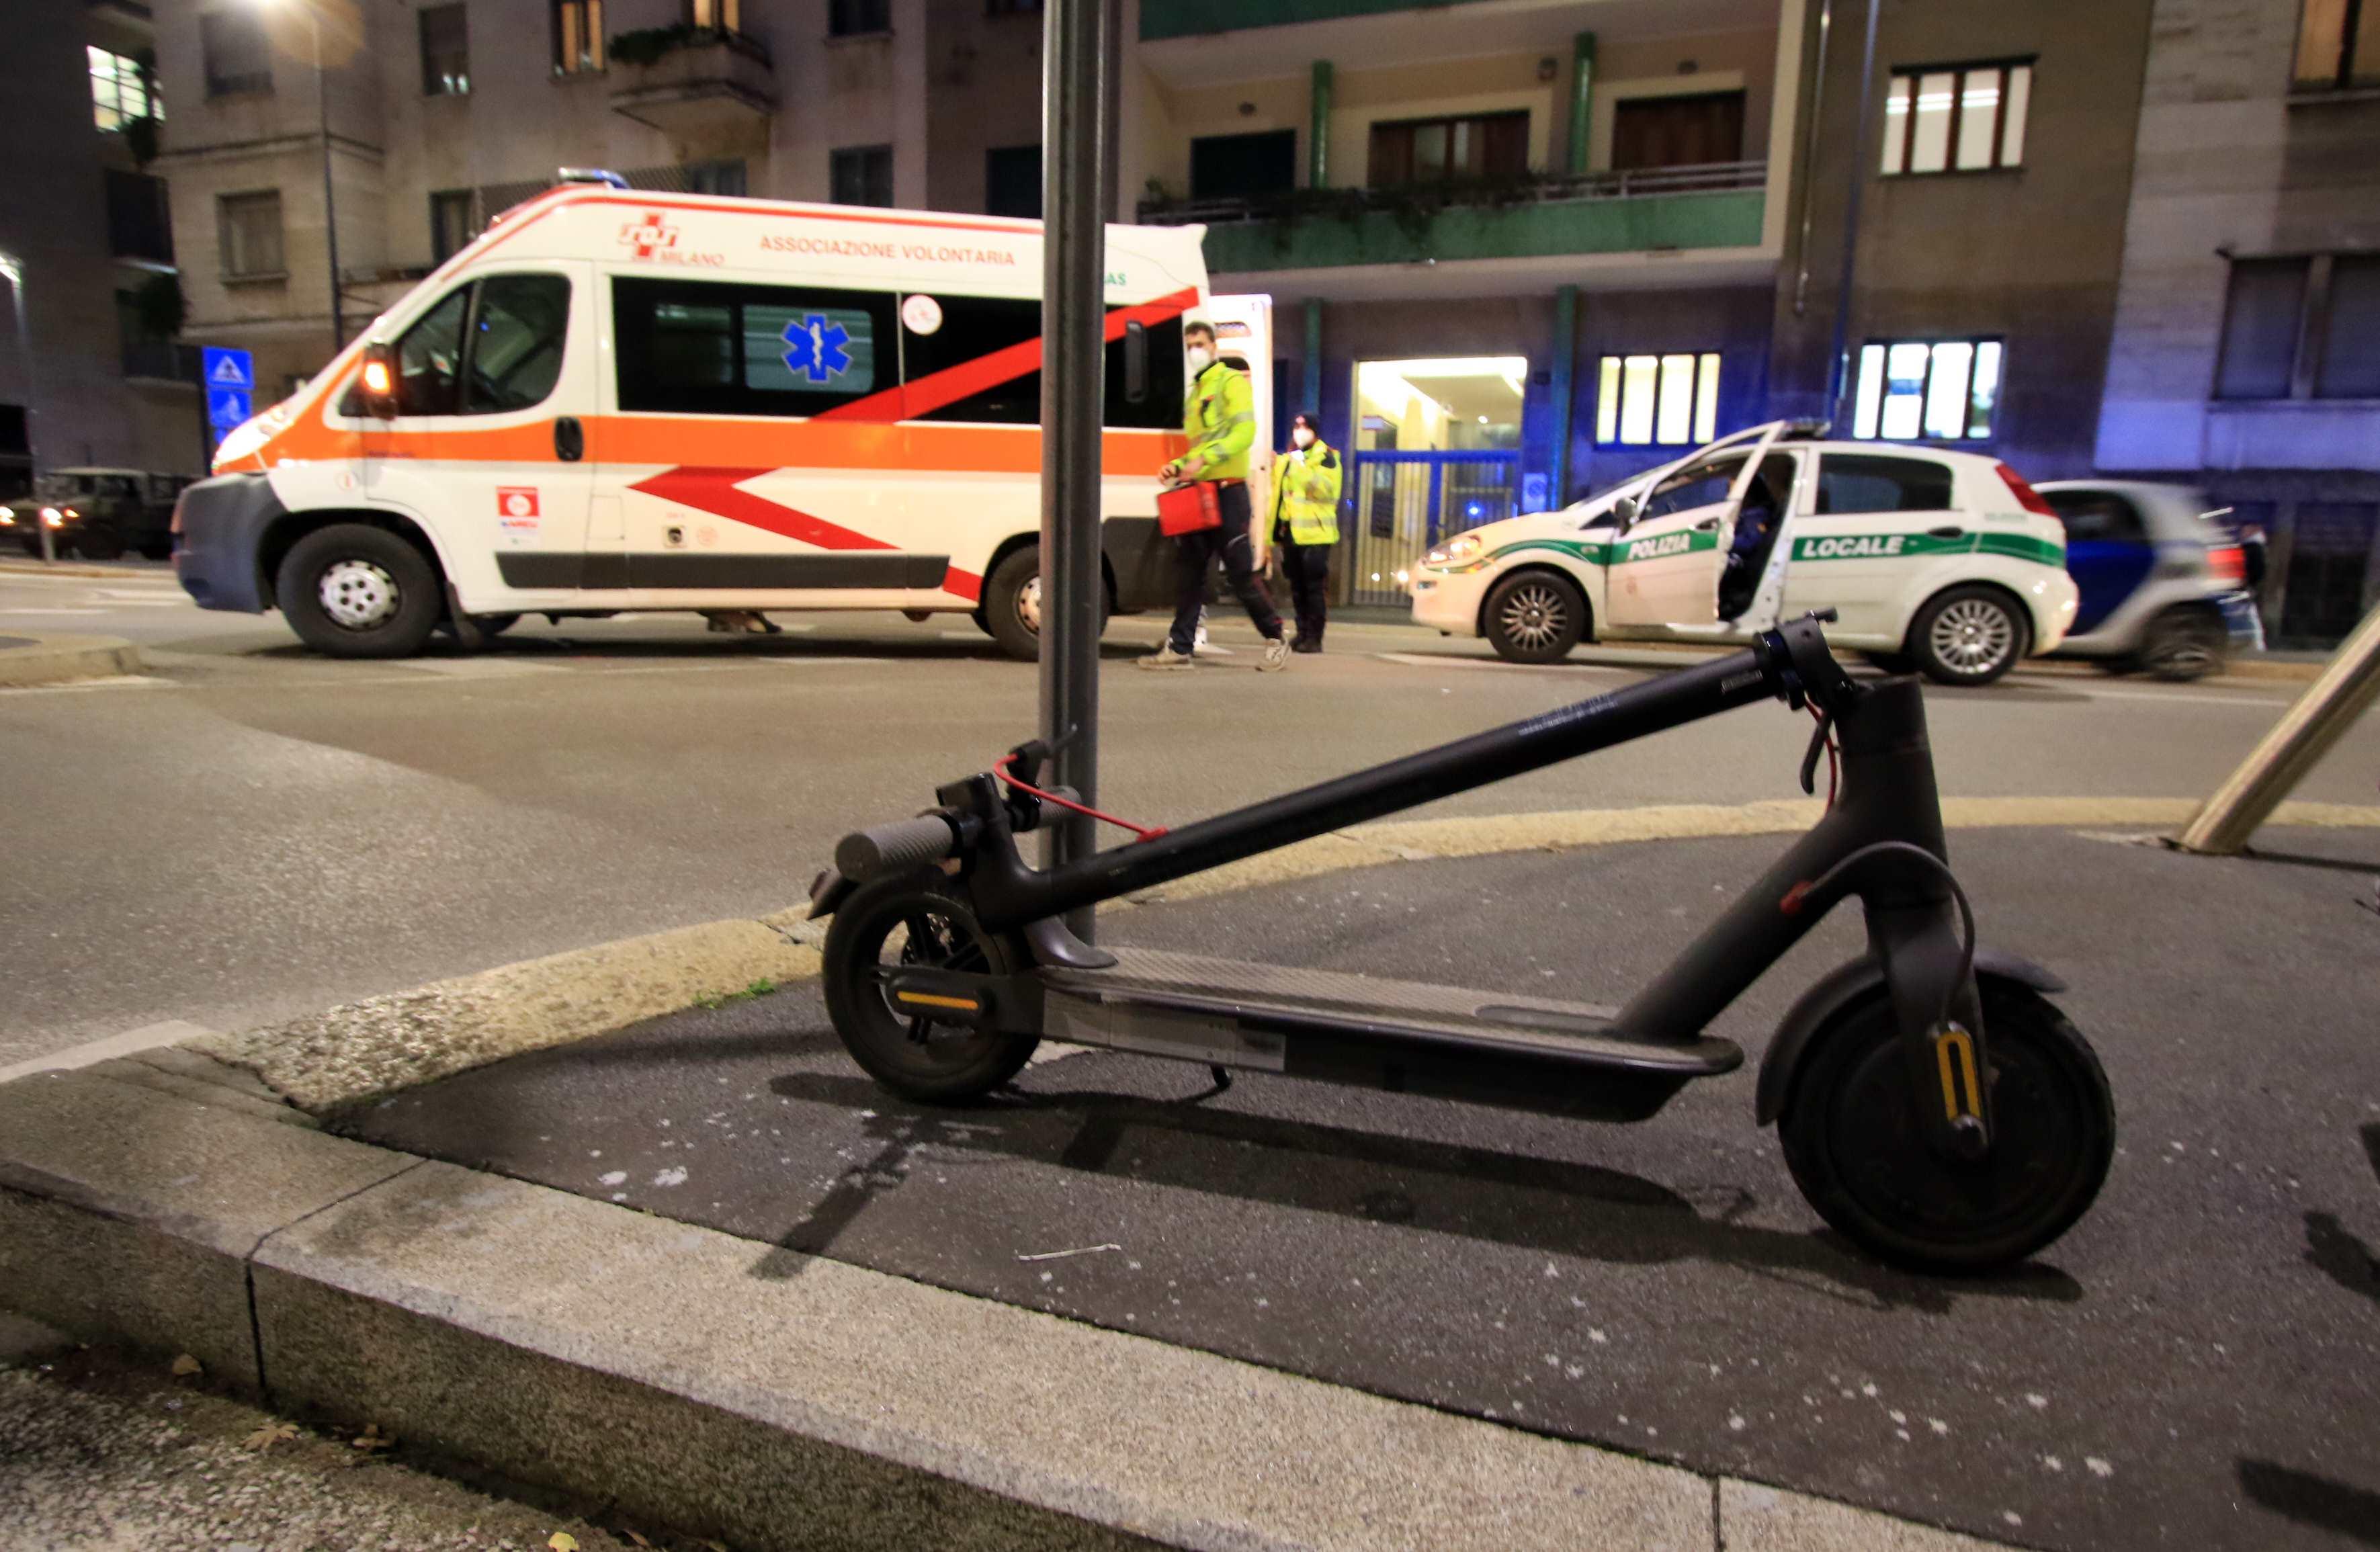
[619,211,679,260]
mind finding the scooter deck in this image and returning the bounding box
[1037,949,1740,1118]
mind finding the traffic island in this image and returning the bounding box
[5,814,2377,1551]
[0,631,143,687]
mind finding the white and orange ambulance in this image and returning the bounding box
[175,175,1271,658]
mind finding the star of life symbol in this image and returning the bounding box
[781,314,853,384]
[619,211,680,260]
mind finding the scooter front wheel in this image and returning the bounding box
[822,870,1039,1104]
[1779,983,2114,1274]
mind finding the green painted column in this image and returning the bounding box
[1566,33,1597,176]
[1304,296,1323,420]
[1550,284,1578,504]
[1310,60,1334,187]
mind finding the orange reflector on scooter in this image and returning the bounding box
[896,991,980,1012]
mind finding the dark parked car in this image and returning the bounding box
[5,468,192,560]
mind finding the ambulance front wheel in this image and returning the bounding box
[275,523,443,658]
[981,543,1107,663]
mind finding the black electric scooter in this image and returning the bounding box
[810,615,2115,1273]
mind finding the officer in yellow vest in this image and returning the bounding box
[1271,411,1341,653]
[1140,320,1289,673]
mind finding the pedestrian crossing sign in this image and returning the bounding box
[202,347,254,391]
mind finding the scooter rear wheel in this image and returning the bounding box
[822,870,1039,1103]
[1779,982,2113,1274]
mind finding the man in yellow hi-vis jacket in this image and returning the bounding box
[1140,320,1289,673]
[1271,411,1342,653]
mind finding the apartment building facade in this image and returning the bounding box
[1,0,206,494]
[2094,0,2380,646]
[151,0,1047,404]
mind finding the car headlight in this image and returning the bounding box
[40,506,63,527]
[1422,533,1485,566]
[0,507,13,525]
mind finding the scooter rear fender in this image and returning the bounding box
[1754,948,2066,1127]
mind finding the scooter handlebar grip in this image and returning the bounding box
[836,815,958,879]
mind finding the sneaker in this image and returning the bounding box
[1258,636,1290,672]
[1291,638,1322,655]
[1138,645,1195,671]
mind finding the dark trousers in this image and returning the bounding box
[1279,536,1330,644]
[1168,481,1282,652]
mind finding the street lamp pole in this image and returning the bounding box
[0,253,55,564]
[307,2,345,354]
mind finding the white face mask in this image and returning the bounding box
[1187,344,1216,373]
[1291,427,1315,449]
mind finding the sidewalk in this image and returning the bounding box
[5,814,2375,1552]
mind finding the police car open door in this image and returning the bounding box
[1605,421,1788,631]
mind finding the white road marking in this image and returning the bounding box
[84,598,188,607]
[0,1019,218,1085]
[2061,686,2291,709]
[93,589,190,600]
[0,607,108,615]
[389,656,570,677]
[1372,652,1632,674]
[0,674,175,695]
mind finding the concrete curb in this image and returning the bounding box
[0,632,144,687]
[0,1062,2016,1552]
[189,798,2380,1119]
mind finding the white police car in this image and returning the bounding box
[1408,421,2078,685]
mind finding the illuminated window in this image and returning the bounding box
[1852,339,2002,441]
[1595,353,1721,445]
[2295,0,2380,89]
[420,5,469,95]
[553,0,605,75]
[1880,61,2030,175]
[89,47,157,131]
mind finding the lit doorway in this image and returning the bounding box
[1350,357,1526,605]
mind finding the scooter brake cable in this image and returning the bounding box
[993,753,1171,843]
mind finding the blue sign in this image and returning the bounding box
[780,314,853,384]
[1521,472,1550,513]
[209,388,253,431]
[202,347,254,392]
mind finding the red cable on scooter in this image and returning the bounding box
[994,754,1171,842]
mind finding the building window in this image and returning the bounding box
[829,0,890,36]
[430,190,477,263]
[2217,253,2380,400]
[1368,112,1529,187]
[1610,91,1746,171]
[687,0,740,30]
[1189,130,1295,201]
[2295,0,2380,89]
[2217,258,2311,400]
[2281,503,2378,642]
[685,159,747,196]
[106,169,175,264]
[1595,353,1720,446]
[1880,61,2031,175]
[89,46,158,131]
[1851,339,2002,440]
[985,145,1041,218]
[419,4,470,95]
[218,190,285,279]
[986,0,1042,13]
[200,10,274,97]
[2318,255,2380,398]
[554,0,605,74]
[831,144,894,207]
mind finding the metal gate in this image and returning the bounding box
[1344,450,1521,606]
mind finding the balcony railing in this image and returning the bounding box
[1138,161,1768,228]
[1138,161,1768,274]
[122,341,202,383]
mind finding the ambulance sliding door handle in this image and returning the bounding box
[553,417,585,462]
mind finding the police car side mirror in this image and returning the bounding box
[357,341,399,420]
[1611,494,1641,529]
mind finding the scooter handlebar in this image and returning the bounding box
[835,814,958,880]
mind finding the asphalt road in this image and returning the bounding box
[349,827,2380,1552]
[1,561,2373,1068]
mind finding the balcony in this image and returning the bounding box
[609,28,775,145]
[1138,162,1767,278]
[1141,0,1444,40]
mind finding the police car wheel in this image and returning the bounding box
[276,523,442,659]
[1909,586,2028,687]
[1483,570,1585,664]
